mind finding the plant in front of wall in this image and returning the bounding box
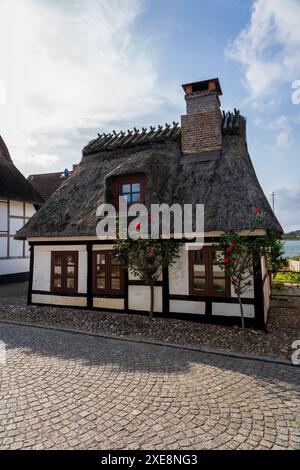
[218,209,283,329]
[113,224,182,318]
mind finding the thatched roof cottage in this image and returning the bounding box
[0,135,43,283]
[17,78,282,327]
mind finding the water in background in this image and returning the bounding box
[284,240,300,258]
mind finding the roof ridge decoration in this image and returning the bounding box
[222,109,246,133]
[83,111,246,156]
[82,121,180,156]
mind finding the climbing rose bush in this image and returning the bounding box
[113,223,182,318]
[218,209,285,329]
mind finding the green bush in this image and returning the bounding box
[273,272,300,284]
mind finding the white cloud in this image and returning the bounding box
[269,115,293,149]
[0,0,179,176]
[275,183,300,232]
[226,0,300,103]
[0,80,6,105]
[15,153,60,169]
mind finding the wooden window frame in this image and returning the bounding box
[51,251,78,293]
[93,250,124,295]
[112,174,146,209]
[189,246,230,297]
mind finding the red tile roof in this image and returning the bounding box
[27,166,78,201]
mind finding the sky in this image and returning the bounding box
[0,0,299,231]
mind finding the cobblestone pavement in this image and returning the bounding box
[0,323,299,450]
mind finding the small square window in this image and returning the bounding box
[51,252,78,292]
[189,247,230,297]
[93,251,124,294]
[113,175,146,208]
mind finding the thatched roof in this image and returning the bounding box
[16,114,282,239]
[0,136,44,206]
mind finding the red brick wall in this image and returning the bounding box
[181,90,222,155]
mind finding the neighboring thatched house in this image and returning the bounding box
[16,78,282,327]
[0,135,43,283]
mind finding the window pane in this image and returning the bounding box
[54,266,62,275]
[131,193,140,202]
[212,266,225,277]
[97,265,105,276]
[194,278,205,290]
[53,264,62,288]
[111,278,120,290]
[194,250,204,264]
[54,255,62,266]
[67,265,75,277]
[53,278,62,288]
[97,278,105,289]
[67,255,75,266]
[66,266,75,289]
[122,184,131,194]
[111,265,120,278]
[213,279,226,292]
[132,183,140,192]
[194,264,205,275]
[97,254,106,265]
[66,277,75,289]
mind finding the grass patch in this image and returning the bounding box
[273,271,300,284]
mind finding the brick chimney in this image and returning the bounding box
[181,78,222,156]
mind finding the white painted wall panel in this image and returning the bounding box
[33,251,51,291]
[0,258,29,275]
[170,299,205,315]
[0,237,7,257]
[32,294,87,307]
[9,238,23,257]
[93,298,124,310]
[9,201,23,216]
[212,302,254,318]
[129,285,162,312]
[25,203,35,218]
[10,218,24,235]
[0,201,8,232]
[33,245,87,293]
[169,245,189,295]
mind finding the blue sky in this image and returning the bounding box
[0,0,299,231]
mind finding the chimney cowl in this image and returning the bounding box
[182,78,222,96]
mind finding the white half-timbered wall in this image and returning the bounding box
[30,241,258,320]
[0,199,35,277]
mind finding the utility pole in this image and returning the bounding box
[271,191,275,212]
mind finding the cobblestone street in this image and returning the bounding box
[0,323,299,450]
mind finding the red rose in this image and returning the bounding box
[223,257,231,264]
[226,247,232,253]
[230,240,236,246]
[255,207,261,214]
[135,223,141,232]
[149,251,156,257]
